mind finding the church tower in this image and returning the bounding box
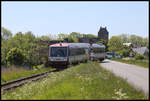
[98,27,109,41]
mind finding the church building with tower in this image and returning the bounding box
[76,26,109,43]
[63,26,109,43]
[98,26,109,42]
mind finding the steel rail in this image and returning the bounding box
[1,69,59,92]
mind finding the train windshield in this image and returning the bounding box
[50,47,67,57]
[106,52,113,55]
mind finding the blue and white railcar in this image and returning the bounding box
[48,43,105,67]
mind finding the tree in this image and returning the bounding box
[22,32,36,66]
[143,37,149,48]
[146,43,149,49]
[39,35,51,65]
[1,40,8,65]
[1,29,53,67]
[1,27,12,40]
[68,32,85,43]
[117,49,130,57]
[96,39,108,52]
[70,32,82,38]
[129,34,144,47]
[83,34,97,38]
[40,35,51,41]
[118,34,130,43]
[24,31,36,42]
[1,28,13,65]
[11,32,24,49]
[57,33,68,40]
[118,34,148,47]
[108,36,123,52]
[6,48,25,66]
[72,38,79,43]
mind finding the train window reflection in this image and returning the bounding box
[50,47,67,57]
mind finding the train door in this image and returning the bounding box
[85,48,89,60]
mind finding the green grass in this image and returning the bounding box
[110,58,149,68]
[1,67,55,84]
[2,62,148,100]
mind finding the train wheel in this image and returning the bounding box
[85,60,87,63]
[99,58,104,62]
[65,65,68,68]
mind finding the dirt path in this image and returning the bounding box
[101,59,149,95]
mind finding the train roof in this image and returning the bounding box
[50,43,90,48]
[67,43,90,48]
[50,43,105,48]
[92,43,105,48]
[50,43,69,47]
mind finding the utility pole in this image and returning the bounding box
[89,39,94,61]
[129,44,133,58]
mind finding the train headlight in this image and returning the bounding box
[63,58,67,61]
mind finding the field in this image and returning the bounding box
[110,58,149,68]
[1,66,55,84]
[2,62,148,100]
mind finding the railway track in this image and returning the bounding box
[1,68,63,92]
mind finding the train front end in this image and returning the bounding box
[49,43,69,67]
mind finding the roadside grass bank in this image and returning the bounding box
[1,67,55,84]
[110,58,149,68]
[2,62,148,100]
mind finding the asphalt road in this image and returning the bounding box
[100,59,149,95]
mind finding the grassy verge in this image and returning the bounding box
[2,62,148,100]
[1,67,55,84]
[110,58,149,68]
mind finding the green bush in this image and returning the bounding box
[135,54,145,60]
[117,49,130,57]
[6,48,26,66]
[37,64,44,69]
[32,64,45,70]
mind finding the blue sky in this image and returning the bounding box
[2,1,149,38]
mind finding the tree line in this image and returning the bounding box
[2,27,51,68]
[1,27,97,68]
[1,27,149,68]
[107,34,149,57]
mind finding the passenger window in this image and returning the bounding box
[70,48,75,56]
